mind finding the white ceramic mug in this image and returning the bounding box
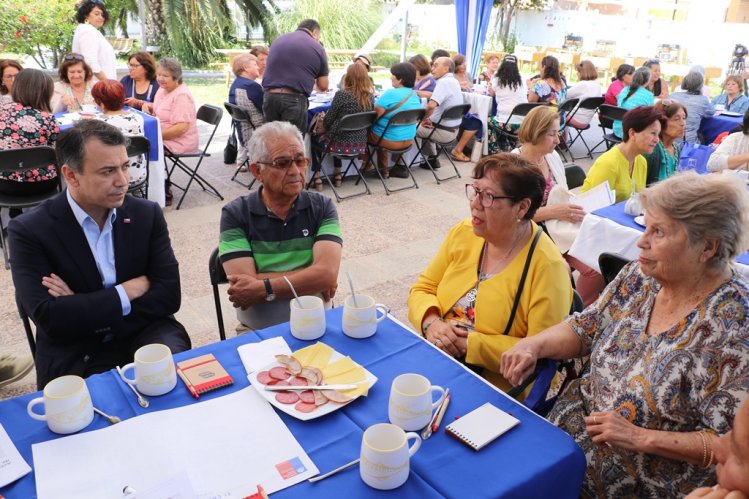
[118,343,177,396]
[289,296,326,340]
[388,373,446,431]
[342,295,388,339]
[360,423,421,490]
[27,375,94,434]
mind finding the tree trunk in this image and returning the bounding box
[146,0,167,49]
[500,3,515,42]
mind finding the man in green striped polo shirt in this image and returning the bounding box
[218,121,343,331]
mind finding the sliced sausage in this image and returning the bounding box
[270,366,290,380]
[275,391,300,404]
[289,376,308,386]
[295,401,317,413]
[299,390,315,404]
[256,371,274,385]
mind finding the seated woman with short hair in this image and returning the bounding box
[409,54,435,99]
[408,154,572,392]
[92,79,147,187]
[712,75,749,115]
[671,71,716,144]
[228,53,264,170]
[52,53,96,113]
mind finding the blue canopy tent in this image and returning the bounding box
[455,0,494,79]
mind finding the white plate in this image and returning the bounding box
[247,351,377,421]
[634,215,646,227]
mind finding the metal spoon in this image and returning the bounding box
[116,365,149,408]
[308,458,359,483]
[93,407,121,424]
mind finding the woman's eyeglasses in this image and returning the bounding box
[64,54,85,62]
[2,74,17,82]
[128,63,142,69]
[465,184,515,208]
[257,156,310,170]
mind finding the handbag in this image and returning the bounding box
[223,122,238,164]
[309,111,327,136]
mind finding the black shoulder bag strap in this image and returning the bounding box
[503,227,543,335]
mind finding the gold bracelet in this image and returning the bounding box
[702,431,714,468]
[697,431,708,468]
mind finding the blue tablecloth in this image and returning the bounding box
[55,108,159,161]
[700,114,743,144]
[0,309,585,498]
[594,202,749,266]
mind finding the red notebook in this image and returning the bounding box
[176,354,234,398]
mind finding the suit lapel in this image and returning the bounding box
[50,193,103,289]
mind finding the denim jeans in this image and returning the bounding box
[262,92,309,133]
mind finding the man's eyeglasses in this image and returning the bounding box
[64,54,85,62]
[465,184,515,208]
[257,156,310,170]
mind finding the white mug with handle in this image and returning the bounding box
[342,295,388,339]
[388,373,446,431]
[360,423,421,490]
[27,375,94,434]
[118,343,177,396]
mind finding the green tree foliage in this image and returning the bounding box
[159,0,233,66]
[491,0,548,49]
[0,0,75,69]
[263,0,383,55]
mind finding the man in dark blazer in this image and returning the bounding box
[9,120,190,389]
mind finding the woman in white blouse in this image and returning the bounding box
[492,55,527,125]
[707,109,749,172]
[72,0,116,81]
[565,60,602,128]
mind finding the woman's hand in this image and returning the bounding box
[548,203,586,223]
[124,97,142,109]
[585,411,648,452]
[686,487,748,499]
[62,95,76,110]
[141,102,153,115]
[425,320,467,358]
[500,339,540,386]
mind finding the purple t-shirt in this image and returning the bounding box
[263,29,329,96]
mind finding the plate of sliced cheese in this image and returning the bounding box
[248,342,377,420]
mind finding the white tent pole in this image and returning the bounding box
[360,0,418,55]
[400,10,408,62]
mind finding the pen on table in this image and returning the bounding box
[176,367,199,398]
[432,392,451,433]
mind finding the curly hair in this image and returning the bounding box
[495,57,522,91]
[75,0,109,24]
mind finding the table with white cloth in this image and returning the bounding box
[462,92,493,160]
[0,309,585,498]
[568,201,749,280]
[56,108,166,207]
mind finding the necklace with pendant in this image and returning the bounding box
[478,223,528,282]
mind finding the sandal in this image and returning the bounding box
[451,150,470,162]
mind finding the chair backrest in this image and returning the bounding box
[436,103,471,123]
[598,104,627,122]
[208,247,228,341]
[570,289,584,314]
[578,96,605,110]
[337,111,377,133]
[598,252,631,285]
[504,102,545,124]
[557,98,579,115]
[15,293,36,358]
[372,108,426,147]
[126,135,150,157]
[224,101,252,126]
[195,104,224,155]
[564,164,587,189]
[0,146,58,177]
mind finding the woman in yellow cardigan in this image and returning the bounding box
[408,154,572,392]
[581,105,662,203]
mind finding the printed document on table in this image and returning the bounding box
[0,423,31,488]
[571,182,615,213]
[33,386,318,499]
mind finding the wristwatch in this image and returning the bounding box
[263,278,276,302]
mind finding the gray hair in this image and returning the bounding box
[232,53,257,77]
[157,58,183,84]
[435,56,455,74]
[640,172,749,268]
[681,71,704,95]
[56,120,128,173]
[631,67,651,88]
[247,122,304,169]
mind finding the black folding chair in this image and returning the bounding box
[208,247,228,341]
[16,293,36,358]
[408,103,470,184]
[554,98,579,161]
[493,102,546,150]
[362,107,426,196]
[598,252,631,285]
[165,104,224,210]
[126,136,150,199]
[224,102,259,190]
[0,146,61,269]
[590,104,627,154]
[564,163,587,189]
[308,111,376,202]
[563,96,605,160]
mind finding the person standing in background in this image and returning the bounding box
[72,0,116,82]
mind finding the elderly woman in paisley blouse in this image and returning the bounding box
[502,172,749,498]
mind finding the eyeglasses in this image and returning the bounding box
[2,74,17,82]
[64,54,85,62]
[128,63,142,69]
[257,156,310,170]
[465,184,515,208]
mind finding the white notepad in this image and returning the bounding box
[445,402,520,451]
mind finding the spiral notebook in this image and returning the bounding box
[176,354,234,398]
[445,402,520,451]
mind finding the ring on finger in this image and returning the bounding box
[434,339,442,346]
[593,416,598,424]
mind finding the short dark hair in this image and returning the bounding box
[298,19,321,32]
[0,59,22,95]
[127,51,157,80]
[431,49,450,64]
[59,54,93,84]
[409,54,431,77]
[391,62,416,88]
[91,79,126,111]
[56,120,128,174]
[472,153,545,220]
[75,0,109,24]
[11,69,54,113]
[643,59,660,69]
[622,106,663,143]
[250,45,269,57]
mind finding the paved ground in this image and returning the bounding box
[0,115,600,399]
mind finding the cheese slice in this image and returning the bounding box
[321,356,358,379]
[293,342,334,369]
[340,381,369,398]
